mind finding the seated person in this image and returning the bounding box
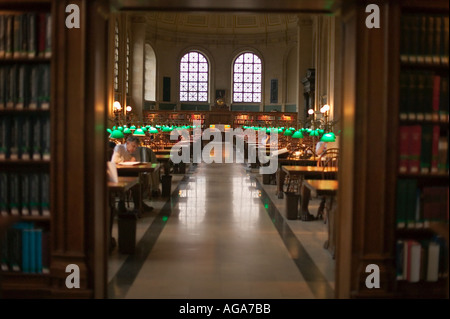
[111,136,153,213]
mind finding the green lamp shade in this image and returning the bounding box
[284,130,293,136]
[321,132,336,142]
[292,131,304,138]
[310,130,320,137]
[149,127,159,134]
[123,128,132,134]
[133,128,146,136]
[110,129,124,139]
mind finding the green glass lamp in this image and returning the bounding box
[149,127,159,134]
[321,132,336,142]
[133,128,146,136]
[123,127,132,134]
[109,128,124,139]
[284,129,293,136]
[292,130,304,139]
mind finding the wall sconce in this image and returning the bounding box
[126,105,132,113]
[113,101,122,114]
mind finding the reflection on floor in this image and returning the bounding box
[108,158,335,299]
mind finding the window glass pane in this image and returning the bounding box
[179,51,209,102]
[232,52,262,103]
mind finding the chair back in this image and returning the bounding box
[318,148,339,179]
[139,147,157,163]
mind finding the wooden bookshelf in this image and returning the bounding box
[0,0,53,297]
[392,0,449,298]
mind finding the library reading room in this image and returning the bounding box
[0,0,448,302]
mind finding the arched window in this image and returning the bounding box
[233,52,262,103]
[179,51,209,102]
[144,44,156,101]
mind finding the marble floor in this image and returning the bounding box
[107,149,335,299]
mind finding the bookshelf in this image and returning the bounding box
[0,1,53,297]
[393,1,449,298]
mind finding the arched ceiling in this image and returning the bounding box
[141,12,300,35]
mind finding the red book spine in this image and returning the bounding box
[431,125,440,173]
[38,13,46,57]
[398,126,410,173]
[432,75,441,122]
[408,125,422,174]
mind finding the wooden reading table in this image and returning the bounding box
[303,179,339,259]
[107,176,139,253]
[116,163,160,217]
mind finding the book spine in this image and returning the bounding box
[396,239,405,280]
[0,15,5,58]
[29,173,40,216]
[0,173,8,216]
[4,15,13,59]
[0,230,8,271]
[39,64,50,110]
[20,13,27,58]
[13,14,21,58]
[20,115,31,160]
[41,114,50,160]
[408,125,422,174]
[0,66,5,109]
[38,13,46,57]
[34,228,42,273]
[408,240,422,282]
[9,227,22,271]
[439,76,449,122]
[20,173,30,216]
[41,230,50,274]
[40,173,50,217]
[9,173,20,216]
[430,125,440,173]
[22,228,31,273]
[16,65,25,110]
[0,116,10,160]
[398,126,410,173]
[27,13,36,58]
[28,65,38,109]
[9,115,19,160]
[396,179,406,228]
[44,14,51,58]
[420,124,433,173]
[6,64,15,109]
[406,179,418,228]
[32,115,41,160]
[426,241,440,282]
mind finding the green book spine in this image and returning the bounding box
[9,115,19,160]
[40,173,50,217]
[20,174,30,216]
[16,65,25,110]
[406,179,418,229]
[396,179,407,228]
[29,173,40,216]
[439,76,449,122]
[28,65,38,110]
[41,114,50,160]
[32,115,41,160]
[20,115,31,160]
[0,173,8,216]
[13,14,21,58]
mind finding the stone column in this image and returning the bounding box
[296,15,313,125]
[130,15,146,123]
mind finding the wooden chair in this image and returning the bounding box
[316,148,339,221]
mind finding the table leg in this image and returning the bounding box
[323,196,336,259]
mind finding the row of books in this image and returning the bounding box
[0,221,50,273]
[396,236,447,282]
[0,13,52,59]
[0,114,50,160]
[400,13,449,66]
[398,125,448,174]
[399,72,449,123]
[0,172,50,217]
[396,180,448,229]
[0,64,51,110]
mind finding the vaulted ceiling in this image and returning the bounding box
[111,0,341,14]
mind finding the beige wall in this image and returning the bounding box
[124,13,340,131]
